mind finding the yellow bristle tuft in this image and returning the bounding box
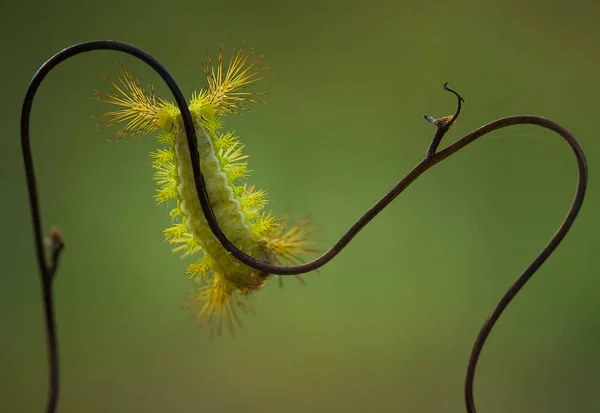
[240,185,268,210]
[153,164,176,186]
[203,43,271,116]
[164,224,188,242]
[186,274,253,337]
[224,163,249,181]
[219,145,247,165]
[157,131,176,145]
[186,257,213,283]
[169,207,183,219]
[150,149,175,168]
[213,131,239,151]
[251,211,278,237]
[154,185,178,204]
[265,216,320,265]
[91,63,167,140]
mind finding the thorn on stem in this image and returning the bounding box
[424,114,455,128]
[44,227,65,281]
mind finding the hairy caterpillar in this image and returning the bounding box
[92,44,318,336]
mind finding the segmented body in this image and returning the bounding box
[172,122,270,290]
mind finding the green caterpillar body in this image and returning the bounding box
[93,45,316,335]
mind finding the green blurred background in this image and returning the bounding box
[2,0,599,412]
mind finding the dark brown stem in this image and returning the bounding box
[20,41,587,413]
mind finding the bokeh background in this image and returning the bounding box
[2,1,599,412]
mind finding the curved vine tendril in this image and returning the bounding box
[20,41,587,413]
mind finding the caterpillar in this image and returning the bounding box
[92,44,318,336]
